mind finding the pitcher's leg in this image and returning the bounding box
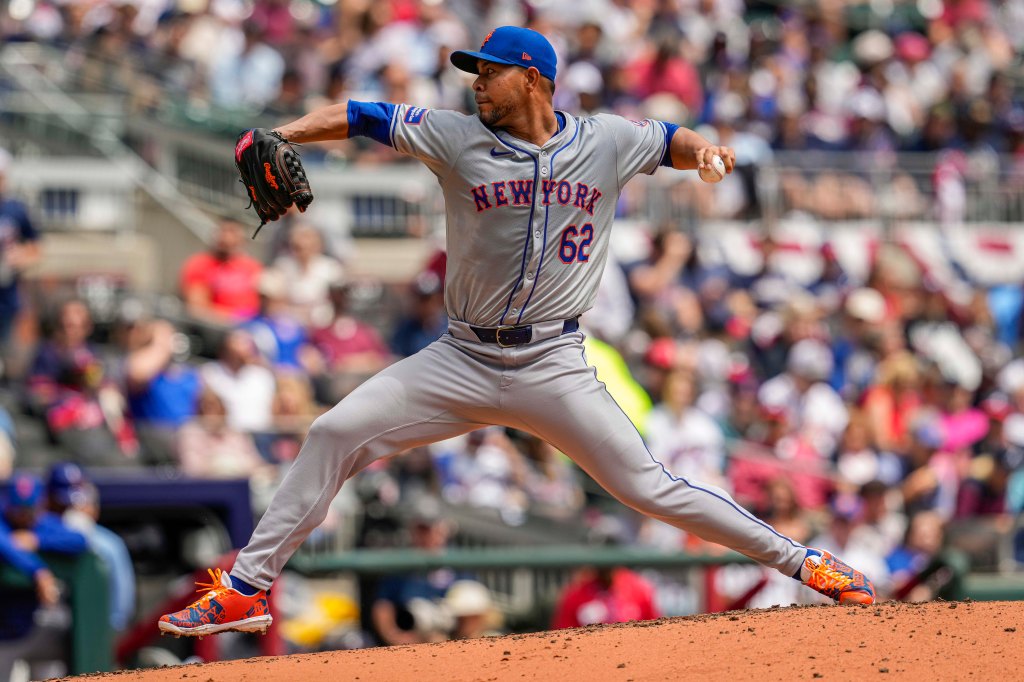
[233,342,489,588]
[509,342,806,577]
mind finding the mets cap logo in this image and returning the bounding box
[16,477,34,498]
[481,29,494,49]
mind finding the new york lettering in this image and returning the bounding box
[471,180,603,216]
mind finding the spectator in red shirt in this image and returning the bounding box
[552,512,660,630]
[311,280,392,403]
[624,40,703,116]
[179,218,263,324]
[311,280,391,374]
[552,566,660,629]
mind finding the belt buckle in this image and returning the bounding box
[494,325,517,348]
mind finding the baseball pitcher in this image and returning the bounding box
[161,26,875,638]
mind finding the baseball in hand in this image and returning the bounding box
[699,154,726,183]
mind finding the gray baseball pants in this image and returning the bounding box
[231,322,807,589]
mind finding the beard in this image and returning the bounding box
[479,98,518,127]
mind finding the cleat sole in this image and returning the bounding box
[158,615,273,638]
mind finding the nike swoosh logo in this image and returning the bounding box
[490,148,514,157]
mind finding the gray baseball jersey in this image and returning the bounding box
[230,102,808,593]
[389,104,672,326]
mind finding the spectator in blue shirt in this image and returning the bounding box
[0,149,41,349]
[0,473,86,681]
[885,509,945,601]
[390,272,447,358]
[244,269,322,373]
[45,463,136,632]
[124,318,201,464]
[371,497,467,645]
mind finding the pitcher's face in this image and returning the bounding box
[473,60,527,128]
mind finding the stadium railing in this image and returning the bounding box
[3,158,137,233]
[959,572,1024,601]
[1,42,218,243]
[287,545,755,619]
[287,544,1013,626]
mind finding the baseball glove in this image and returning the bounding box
[234,128,313,234]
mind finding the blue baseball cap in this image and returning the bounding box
[7,473,43,508]
[47,462,86,506]
[450,26,557,82]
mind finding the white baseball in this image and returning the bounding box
[698,154,726,183]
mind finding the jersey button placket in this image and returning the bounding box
[510,218,542,320]
[508,149,547,323]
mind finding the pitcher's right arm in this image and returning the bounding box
[275,102,350,142]
[276,101,469,178]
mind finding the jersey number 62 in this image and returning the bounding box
[559,223,594,264]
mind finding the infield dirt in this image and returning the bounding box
[67,600,1022,681]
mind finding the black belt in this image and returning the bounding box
[471,318,579,347]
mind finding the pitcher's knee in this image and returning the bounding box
[307,398,379,443]
[304,402,398,468]
[307,412,342,442]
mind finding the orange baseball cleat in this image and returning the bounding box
[801,550,876,605]
[159,568,272,637]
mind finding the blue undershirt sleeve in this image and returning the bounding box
[347,101,398,147]
[0,522,45,577]
[659,122,681,167]
[35,515,87,554]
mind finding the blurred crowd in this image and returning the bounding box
[2,0,1023,161]
[1,0,1024,667]
[4,0,1024,261]
[0,464,134,679]
[3,172,1024,653]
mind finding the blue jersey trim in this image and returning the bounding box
[492,134,538,325]
[347,100,397,147]
[659,121,680,168]
[575,344,806,552]
[516,117,581,323]
[388,104,400,147]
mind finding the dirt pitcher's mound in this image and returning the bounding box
[74,601,1022,681]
